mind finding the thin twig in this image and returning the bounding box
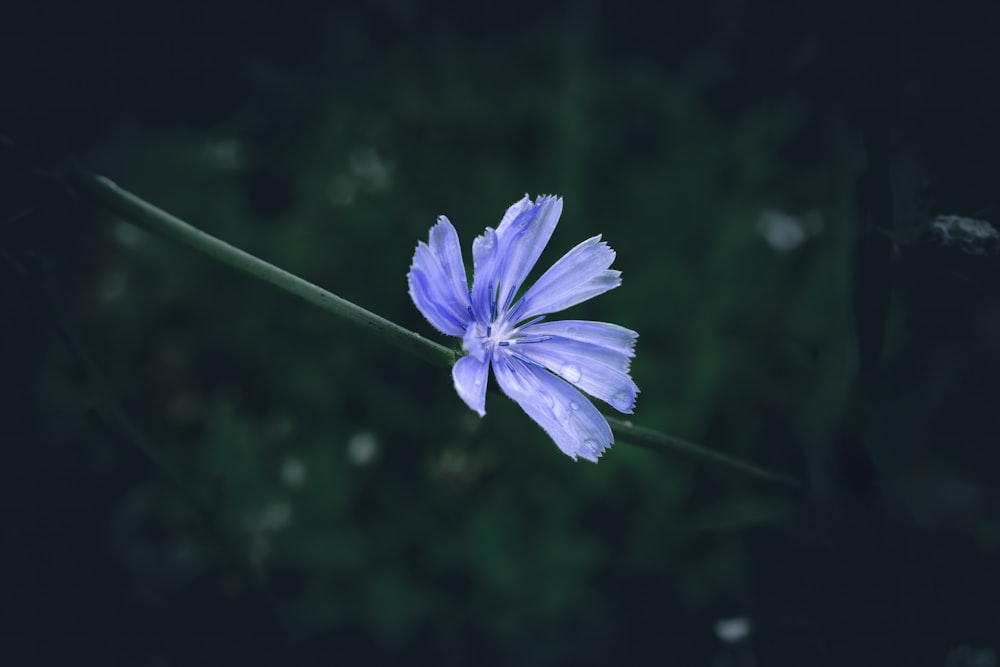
[606,416,802,489]
[72,166,459,369]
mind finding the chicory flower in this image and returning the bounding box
[408,194,638,461]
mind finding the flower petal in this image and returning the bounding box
[462,322,489,362]
[452,354,489,416]
[408,216,471,336]
[510,335,639,414]
[496,193,533,231]
[519,320,637,369]
[408,265,467,336]
[428,216,471,303]
[514,235,621,321]
[493,195,563,313]
[469,227,500,324]
[492,350,613,462]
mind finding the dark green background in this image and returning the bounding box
[4,1,1000,665]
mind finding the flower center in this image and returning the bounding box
[482,319,513,348]
[463,294,551,363]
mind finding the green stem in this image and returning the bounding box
[73,168,458,369]
[605,417,801,489]
[71,166,802,490]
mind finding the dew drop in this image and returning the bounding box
[539,392,555,409]
[582,439,601,453]
[611,390,632,411]
[561,364,582,382]
[569,401,580,411]
[474,377,482,387]
[566,326,579,335]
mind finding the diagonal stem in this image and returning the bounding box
[605,417,801,489]
[72,167,459,369]
[70,165,802,490]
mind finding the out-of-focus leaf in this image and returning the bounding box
[680,496,794,532]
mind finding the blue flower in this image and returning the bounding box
[408,194,638,461]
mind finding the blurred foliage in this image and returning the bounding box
[8,1,1000,665]
[71,38,840,657]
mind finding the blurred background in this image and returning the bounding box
[4,1,1000,665]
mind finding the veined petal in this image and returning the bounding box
[511,336,639,414]
[408,216,471,336]
[428,216,470,303]
[496,193,533,232]
[452,354,490,417]
[515,235,621,321]
[469,227,500,324]
[492,351,613,462]
[513,330,632,373]
[408,265,468,336]
[494,196,563,313]
[519,320,637,364]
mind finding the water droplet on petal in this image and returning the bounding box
[611,390,633,411]
[473,377,482,386]
[561,364,582,382]
[569,401,580,411]
[539,392,555,409]
[582,439,601,454]
[566,326,579,334]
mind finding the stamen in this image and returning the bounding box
[515,314,545,330]
[511,351,545,369]
[502,285,517,312]
[486,326,492,337]
[488,281,497,320]
[514,336,551,344]
[498,341,509,347]
[506,298,527,323]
